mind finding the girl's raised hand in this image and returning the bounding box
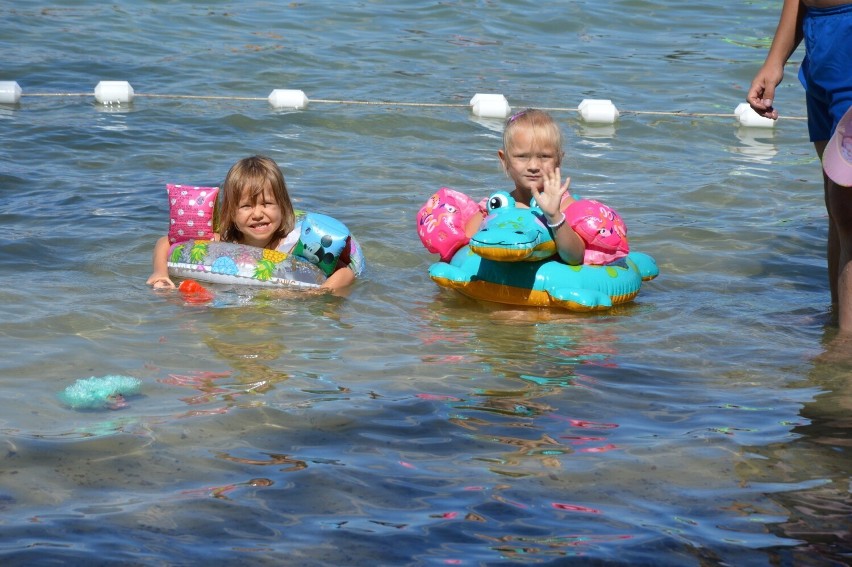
[536,167,571,221]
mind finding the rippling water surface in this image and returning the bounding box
[1,1,850,565]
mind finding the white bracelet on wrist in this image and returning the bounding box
[546,212,566,230]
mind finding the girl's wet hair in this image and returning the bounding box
[502,108,564,165]
[218,155,295,246]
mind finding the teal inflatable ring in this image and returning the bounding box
[428,191,658,311]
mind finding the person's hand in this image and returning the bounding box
[536,167,571,223]
[147,274,176,289]
[747,65,783,120]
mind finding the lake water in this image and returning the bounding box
[1,1,850,565]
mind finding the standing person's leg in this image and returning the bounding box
[824,171,852,332]
[816,141,839,304]
[800,5,852,330]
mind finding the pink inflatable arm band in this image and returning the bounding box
[417,187,485,261]
[564,199,630,265]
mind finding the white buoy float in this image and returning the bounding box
[94,81,134,105]
[470,93,511,119]
[268,89,309,109]
[0,81,21,104]
[578,99,619,124]
[734,102,776,128]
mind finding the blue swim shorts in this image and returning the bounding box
[798,3,852,142]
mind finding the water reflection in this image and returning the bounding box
[157,308,293,414]
[468,114,506,134]
[0,103,20,118]
[732,126,778,164]
[178,477,274,500]
[738,329,852,564]
[93,105,132,132]
[576,123,617,140]
[416,305,624,477]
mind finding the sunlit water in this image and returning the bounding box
[1,1,849,565]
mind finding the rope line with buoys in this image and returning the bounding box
[0,80,805,127]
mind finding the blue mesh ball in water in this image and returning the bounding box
[59,375,142,409]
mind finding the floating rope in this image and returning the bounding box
[0,81,806,124]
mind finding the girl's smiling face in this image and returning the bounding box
[233,184,283,248]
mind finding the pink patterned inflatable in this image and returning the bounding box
[564,199,629,265]
[416,187,485,262]
[167,184,219,244]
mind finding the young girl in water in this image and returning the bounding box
[492,108,586,265]
[418,108,629,266]
[147,155,360,291]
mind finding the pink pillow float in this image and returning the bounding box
[167,184,219,244]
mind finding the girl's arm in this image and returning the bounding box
[538,168,586,265]
[747,0,805,119]
[321,265,355,291]
[146,235,176,289]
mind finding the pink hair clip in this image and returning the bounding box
[507,109,530,123]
